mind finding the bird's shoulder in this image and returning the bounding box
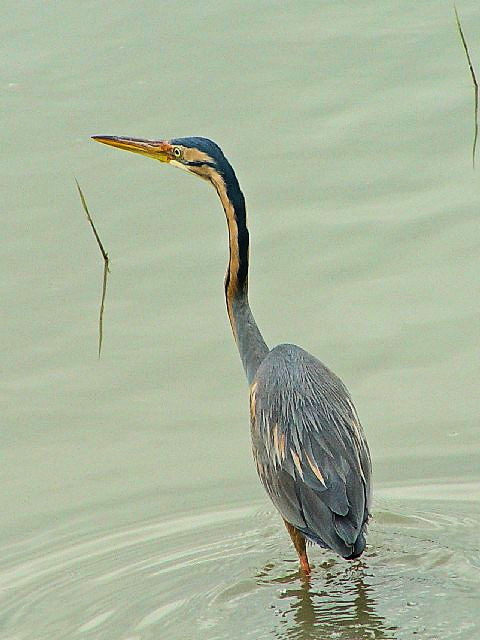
[251,342,353,412]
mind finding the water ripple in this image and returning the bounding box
[0,492,479,640]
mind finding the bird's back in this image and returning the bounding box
[250,343,371,559]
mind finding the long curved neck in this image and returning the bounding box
[210,171,269,384]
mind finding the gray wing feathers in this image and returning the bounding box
[251,343,371,558]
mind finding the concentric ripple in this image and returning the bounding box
[0,484,479,640]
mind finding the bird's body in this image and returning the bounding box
[251,343,371,566]
[93,134,372,573]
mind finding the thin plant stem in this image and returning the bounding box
[75,178,110,357]
[454,5,478,168]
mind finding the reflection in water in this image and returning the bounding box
[258,560,397,640]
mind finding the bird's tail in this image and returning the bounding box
[344,531,366,560]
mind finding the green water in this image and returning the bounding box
[1,2,479,638]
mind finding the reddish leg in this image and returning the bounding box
[283,519,311,575]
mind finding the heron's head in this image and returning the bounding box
[92,135,233,186]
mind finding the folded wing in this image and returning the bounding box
[250,344,371,558]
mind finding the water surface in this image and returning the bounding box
[1,2,479,638]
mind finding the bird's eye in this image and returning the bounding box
[173,147,182,158]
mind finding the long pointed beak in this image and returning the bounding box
[91,135,174,163]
